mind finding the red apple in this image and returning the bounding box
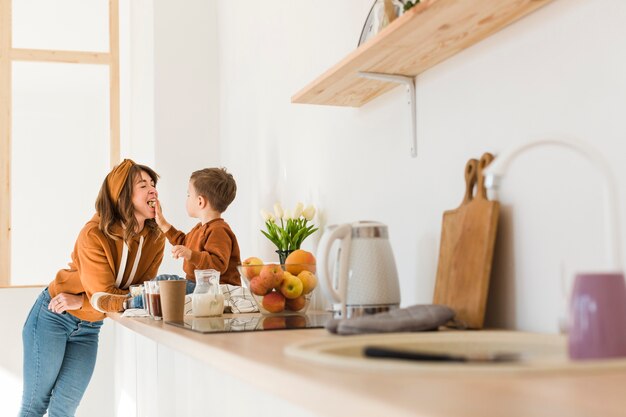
[285,295,306,311]
[262,316,287,330]
[259,264,284,290]
[285,315,307,327]
[242,257,263,279]
[262,291,286,313]
[279,272,303,299]
[297,270,317,294]
[249,276,269,296]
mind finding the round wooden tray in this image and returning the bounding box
[285,330,626,374]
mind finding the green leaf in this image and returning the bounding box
[259,211,319,252]
[260,230,280,247]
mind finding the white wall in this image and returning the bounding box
[121,0,220,275]
[152,0,221,276]
[122,0,156,165]
[213,0,626,333]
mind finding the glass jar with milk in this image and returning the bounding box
[192,269,224,317]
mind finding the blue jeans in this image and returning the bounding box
[19,288,103,417]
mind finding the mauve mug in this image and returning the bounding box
[568,272,626,360]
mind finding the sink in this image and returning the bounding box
[284,330,626,374]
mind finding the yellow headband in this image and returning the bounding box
[106,159,135,205]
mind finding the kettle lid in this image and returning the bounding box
[351,221,388,238]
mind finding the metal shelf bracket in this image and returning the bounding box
[358,71,417,158]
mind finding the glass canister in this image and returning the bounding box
[192,269,225,317]
[145,280,162,320]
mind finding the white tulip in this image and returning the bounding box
[283,209,293,220]
[293,202,304,218]
[302,204,316,221]
[260,209,274,222]
[273,203,284,219]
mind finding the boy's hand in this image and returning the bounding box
[171,245,192,261]
[155,199,171,233]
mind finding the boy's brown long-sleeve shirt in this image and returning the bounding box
[164,218,241,286]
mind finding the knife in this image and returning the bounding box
[363,346,522,363]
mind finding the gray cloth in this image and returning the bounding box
[326,304,455,335]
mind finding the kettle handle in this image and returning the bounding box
[316,223,352,315]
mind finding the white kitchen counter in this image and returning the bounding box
[109,312,626,417]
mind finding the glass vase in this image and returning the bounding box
[358,0,405,46]
[276,249,293,265]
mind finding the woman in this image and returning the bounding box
[19,159,165,417]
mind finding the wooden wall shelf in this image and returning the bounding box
[292,0,554,107]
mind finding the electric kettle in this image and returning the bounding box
[317,221,401,318]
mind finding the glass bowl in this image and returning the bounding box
[237,262,317,315]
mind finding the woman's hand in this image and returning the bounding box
[171,245,192,261]
[155,199,171,233]
[49,293,84,314]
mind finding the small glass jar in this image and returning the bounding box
[128,284,144,309]
[145,280,162,320]
[192,269,225,317]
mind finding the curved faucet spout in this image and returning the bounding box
[482,137,622,271]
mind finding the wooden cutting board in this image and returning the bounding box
[433,153,500,329]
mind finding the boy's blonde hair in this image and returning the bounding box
[190,167,237,213]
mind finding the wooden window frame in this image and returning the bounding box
[0,0,120,286]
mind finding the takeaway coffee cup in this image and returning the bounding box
[158,280,187,322]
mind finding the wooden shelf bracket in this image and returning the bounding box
[358,72,417,158]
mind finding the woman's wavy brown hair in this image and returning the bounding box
[95,164,161,244]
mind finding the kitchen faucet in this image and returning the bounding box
[483,137,622,271]
[482,137,626,360]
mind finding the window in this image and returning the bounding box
[0,0,120,286]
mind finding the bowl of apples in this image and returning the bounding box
[238,250,318,315]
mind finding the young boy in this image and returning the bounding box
[155,167,241,287]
